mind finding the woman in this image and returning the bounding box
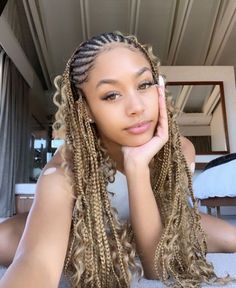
[0,32,236,288]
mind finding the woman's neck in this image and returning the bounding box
[103,142,125,174]
[112,152,125,174]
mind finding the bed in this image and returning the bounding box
[193,154,236,216]
[1,254,236,288]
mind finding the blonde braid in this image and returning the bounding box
[52,32,233,287]
[59,50,133,287]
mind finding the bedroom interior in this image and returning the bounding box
[0,0,236,286]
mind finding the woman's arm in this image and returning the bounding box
[122,86,168,279]
[180,136,236,253]
[125,165,162,279]
[0,154,74,288]
[0,212,28,267]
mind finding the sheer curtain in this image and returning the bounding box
[0,47,30,217]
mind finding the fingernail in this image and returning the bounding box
[158,75,165,97]
[158,75,165,87]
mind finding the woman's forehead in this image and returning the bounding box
[89,45,150,76]
[95,42,147,61]
[77,43,152,93]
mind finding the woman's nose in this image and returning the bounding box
[125,93,145,116]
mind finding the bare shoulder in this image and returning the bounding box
[14,148,74,281]
[37,148,71,197]
[180,136,196,172]
[32,148,72,208]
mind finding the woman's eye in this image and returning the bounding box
[138,81,154,90]
[102,92,120,101]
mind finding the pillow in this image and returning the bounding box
[193,159,236,199]
[204,153,236,170]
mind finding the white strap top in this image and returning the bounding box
[107,171,130,221]
[107,171,194,219]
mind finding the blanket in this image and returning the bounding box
[1,253,236,287]
[59,253,236,287]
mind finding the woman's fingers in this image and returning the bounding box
[155,85,168,143]
[122,79,169,168]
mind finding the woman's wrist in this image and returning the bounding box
[124,163,150,179]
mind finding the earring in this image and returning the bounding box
[88,118,94,123]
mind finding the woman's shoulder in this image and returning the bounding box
[41,148,66,177]
[36,148,74,203]
[180,136,195,154]
[44,147,63,167]
[10,148,74,284]
[180,136,196,172]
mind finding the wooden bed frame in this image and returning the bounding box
[200,197,236,217]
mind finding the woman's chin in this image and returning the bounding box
[123,134,153,147]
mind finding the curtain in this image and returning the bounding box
[0,47,30,217]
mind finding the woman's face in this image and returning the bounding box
[81,45,159,150]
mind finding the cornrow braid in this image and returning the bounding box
[52,32,232,287]
[69,32,160,102]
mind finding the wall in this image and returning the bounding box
[211,102,227,151]
[161,66,236,162]
[180,125,211,136]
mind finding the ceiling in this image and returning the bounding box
[167,82,221,127]
[2,0,236,126]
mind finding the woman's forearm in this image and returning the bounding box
[126,166,162,279]
[0,255,58,288]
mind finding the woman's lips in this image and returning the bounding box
[125,121,152,135]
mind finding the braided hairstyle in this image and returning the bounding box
[53,32,227,287]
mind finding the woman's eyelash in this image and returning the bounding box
[102,92,120,101]
[102,80,155,101]
[138,80,155,89]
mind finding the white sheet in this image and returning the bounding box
[57,254,236,287]
[193,160,236,200]
[1,253,236,287]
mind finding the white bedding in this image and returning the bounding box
[193,159,236,200]
[1,253,236,287]
[56,254,236,287]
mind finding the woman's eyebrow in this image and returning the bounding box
[96,66,152,89]
[136,66,152,77]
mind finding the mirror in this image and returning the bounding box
[165,81,230,155]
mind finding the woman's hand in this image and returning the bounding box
[122,85,166,277]
[122,85,168,172]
